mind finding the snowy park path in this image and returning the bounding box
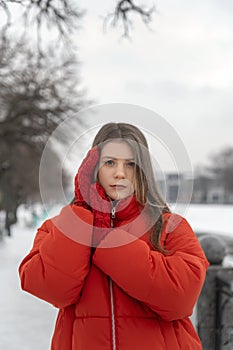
[0,220,57,350]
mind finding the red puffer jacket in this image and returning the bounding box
[19,200,209,350]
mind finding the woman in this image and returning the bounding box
[19,122,209,349]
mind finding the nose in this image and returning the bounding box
[114,163,126,179]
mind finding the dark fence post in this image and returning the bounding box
[215,271,233,350]
[197,235,233,350]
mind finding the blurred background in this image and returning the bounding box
[0,0,233,349]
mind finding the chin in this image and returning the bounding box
[107,188,134,201]
[115,193,132,201]
[107,192,123,201]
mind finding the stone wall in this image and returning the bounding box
[197,235,233,350]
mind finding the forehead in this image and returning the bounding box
[100,141,134,159]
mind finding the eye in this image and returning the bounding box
[126,161,135,168]
[104,160,115,166]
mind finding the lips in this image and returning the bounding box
[111,185,127,190]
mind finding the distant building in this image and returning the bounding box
[157,172,193,204]
[157,172,233,205]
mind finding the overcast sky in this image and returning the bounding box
[1,0,232,173]
[74,0,233,171]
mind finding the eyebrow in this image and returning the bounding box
[101,156,135,161]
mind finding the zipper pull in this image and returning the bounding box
[111,201,118,227]
[111,207,116,219]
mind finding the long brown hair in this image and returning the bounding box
[92,122,170,252]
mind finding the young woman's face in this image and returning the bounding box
[97,141,135,200]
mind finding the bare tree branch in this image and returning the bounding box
[1,0,156,47]
[104,0,156,38]
[0,0,84,50]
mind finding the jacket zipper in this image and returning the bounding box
[109,202,117,350]
[111,203,117,227]
[109,278,116,350]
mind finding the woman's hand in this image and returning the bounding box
[74,147,111,246]
[74,146,99,208]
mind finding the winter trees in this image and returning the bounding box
[0,0,155,42]
[192,147,233,204]
[209,146,233,201]
[0,37,88,235]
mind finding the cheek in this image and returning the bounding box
[128,170,136,186]
[97,167,107,186]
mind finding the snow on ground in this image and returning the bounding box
[0,213,58,350]
[0,204,232,349]
[184,204,233,237]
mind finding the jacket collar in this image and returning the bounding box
[111,195,143,225]
[92,182,142,222]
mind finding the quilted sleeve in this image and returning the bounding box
[19,205,93,308]
[93,214,209,321]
